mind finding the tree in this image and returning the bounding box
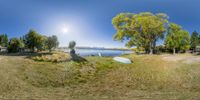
[36,36,47,51]
[8,38,24,53]
[165,23,190,54]
[68,41,76,50]
[25,29,45,52]
[112,12,168,54]
[0,34,8,47]
[68,41,76,59]
[68,41,87,62]
[46,35,59,52]
[190,31,200,52]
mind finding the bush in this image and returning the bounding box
[7,38,24,53]
[32,52,71,63]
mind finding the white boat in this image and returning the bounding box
[113,57,132,64]
[98,52,102,57]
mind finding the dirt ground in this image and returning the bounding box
[162,54,200,64]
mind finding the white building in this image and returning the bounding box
[0,46,7,52]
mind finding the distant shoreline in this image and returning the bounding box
[58,46,133,51]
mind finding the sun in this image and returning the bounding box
[60,24,69,34]
[61,27,69,33]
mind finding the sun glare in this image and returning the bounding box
[60,24,69,34]
[62,27,69,33]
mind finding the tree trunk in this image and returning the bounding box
[149,42,153,55]
[149,48,153,55]
[173,47,176,55]
[145,49,148,54]
[31,47,34,53]
[153,40,156,54]
[193,47,196,53]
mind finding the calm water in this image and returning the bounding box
[64,49,133,57]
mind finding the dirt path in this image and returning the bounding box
[0,56,2,61]
[162,54,200,64]
[184,57,200,64]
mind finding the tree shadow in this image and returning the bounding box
[70,53,87,63]
[0,51,87,63]
[0,52,52,58]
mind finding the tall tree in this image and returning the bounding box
[112,12,168,54]
[0,34,8,47]
[8,38,24,53]
[46,35,59,52]
[25,29,45,52]
[165,23,190,54]
[36,35,47,51]
[190,31,199,52]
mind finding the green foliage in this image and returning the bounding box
[8,38,24,53]
[134,47,145,54]
[68,41,76,49]
[25,29,46,52]
[39,36,48,51]
[1,29,60,53]
[112,12,168,54]
[154,45,166,54]
[46,35,59,52]
[165,23,190,54]
[190,31,200,50]
[0,34,8,47]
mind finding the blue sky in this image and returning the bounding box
[0,0,200,48]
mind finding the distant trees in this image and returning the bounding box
[0,34,8,47]
[8,38,24,53]
[46,35,59,52]
[0,29,60,53]
[112,12,168,54]
[164,23,190,54]
[190,31,200,52]
[21,29,59,52]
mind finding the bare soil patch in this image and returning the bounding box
[162,55,188,62]
[184,57,200,64]
[162,54,200,64]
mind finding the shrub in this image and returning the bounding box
[7,38,24,53]
[32,52,70,63]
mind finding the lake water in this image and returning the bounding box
[64,49,133,57]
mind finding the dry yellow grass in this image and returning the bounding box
[31,52,71,62]
[0,53,200,99]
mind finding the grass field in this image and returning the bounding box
[0,53,200,99]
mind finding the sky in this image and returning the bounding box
[0,0,200,48]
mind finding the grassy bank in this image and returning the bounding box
[0,53,200,99]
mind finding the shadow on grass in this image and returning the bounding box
[0,52,53,58]
[0,52,89,63]
[70,54,87,63]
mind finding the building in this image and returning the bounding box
[196,46,200,52]
[0,46,7,52]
